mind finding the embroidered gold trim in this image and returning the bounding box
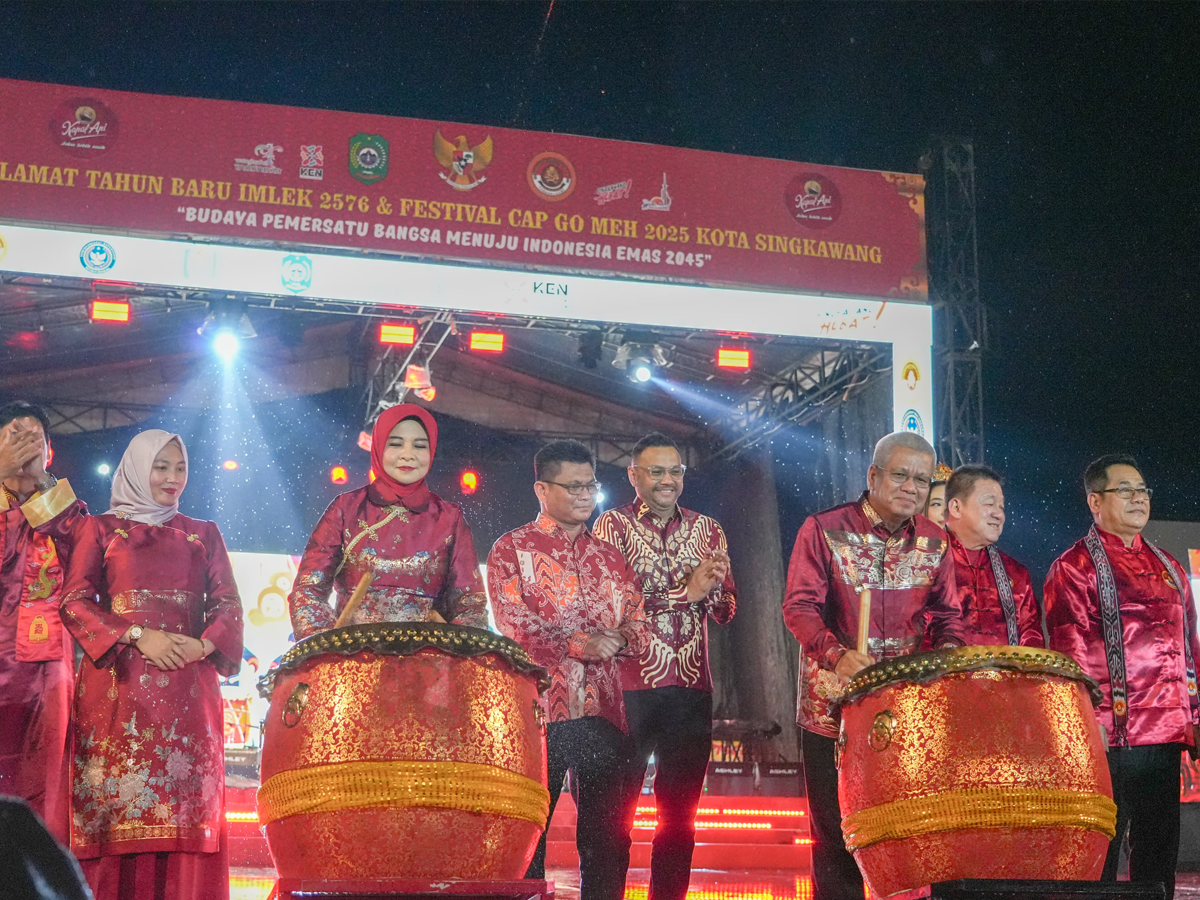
[841,786,1117,851]
[257,759,550,828]
[22,479,76,529]
[112,590,194,614]
[335,507,405,576]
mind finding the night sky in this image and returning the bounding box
[4,2,1199,580]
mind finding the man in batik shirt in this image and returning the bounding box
[0,402,86,843]
[593,432,734,900]
[943,464,1042,647]
[489,439,649,900]
[783,431,965,900]
[1046,454,1200,900]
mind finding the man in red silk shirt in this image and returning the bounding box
[594,432,735,900]
[1046,454,1200,900]
[489,439,649,900]
[783,431,965,900]
[0,401,86,843]
[943,464,1043,647]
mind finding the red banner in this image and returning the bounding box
[0,78,926,300]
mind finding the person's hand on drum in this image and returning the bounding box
[835,649,874,681]
[582,630,626,662]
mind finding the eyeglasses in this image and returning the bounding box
[876,467,932,490]
[543,480,603,497]
[1096,487,1153,500]
[631,465,687,480]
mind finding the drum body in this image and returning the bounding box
[258,623,549,880]
[838,646,1116,897]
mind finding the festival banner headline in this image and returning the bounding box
[0,78,927,300]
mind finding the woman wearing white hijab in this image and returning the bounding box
[59,429,243,900]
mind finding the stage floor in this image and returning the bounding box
[229,869,1200,900]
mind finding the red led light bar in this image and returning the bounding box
[379,323,417,345]
[90,299,130,323]
[716,347,751,369]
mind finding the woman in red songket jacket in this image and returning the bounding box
[59,430,243,900]
[288,404,488,638]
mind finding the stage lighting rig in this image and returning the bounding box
[612,332,667,384]
[198,299,256,361]
[577,331,603,369]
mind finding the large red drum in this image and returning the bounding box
[257,623,550,880]
[837,646,1117,896]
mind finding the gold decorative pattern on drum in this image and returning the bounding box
[257,759,551,827]
[842,786,1117,850]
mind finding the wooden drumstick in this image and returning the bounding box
[334,572,374,628]
[426,610,446,624]
[856,588,872,657]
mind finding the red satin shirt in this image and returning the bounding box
[1045,527,1200,748]
[783,493,965,737]
[488,514,649,733]
[947,530,1043,647]
[593,501,735,693]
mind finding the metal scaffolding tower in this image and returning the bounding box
[924,139,986,467]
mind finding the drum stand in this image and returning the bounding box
[273,878,554,900]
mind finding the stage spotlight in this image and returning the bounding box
[330,466,349,485]
[213,329,240,362]
[97,463,111,476]
[468,331,505,353]
[612,334,667,385]
[460,470,479,495]
[90,299,130,323]
[379,323,416,345]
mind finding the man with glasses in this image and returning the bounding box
[783,431,965,900]
[489,439,649,900]
[1046,454,1200,900]
[593,432,735,900]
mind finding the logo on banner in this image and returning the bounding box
[281,255,312,293]
[641,173,673,211]
[80,241,116,274]
[902,362,920,391]
[433,130,493,191]
[902,408,925,437]
[527,151,576,202]
[299,145,325,181]
[235,143,284,175]
[49,98,119,157]
[593,179,631,205]
[0,233,6,264]
[349,134,389,184]
[785,173,842,229]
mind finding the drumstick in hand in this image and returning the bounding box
[334,572,374,628]
[856,588,872,657]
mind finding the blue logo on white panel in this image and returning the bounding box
[902,408,925,437]
[281,254,312,293]
[80,240,116,273]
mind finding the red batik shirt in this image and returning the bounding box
[947,530,1044,647]
[1045,528,1200,748]
[593,501,735,693]
[488,514,649,732]
[289,485,488,639]
[783,493,965,737]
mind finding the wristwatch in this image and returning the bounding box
[128,625,145,644]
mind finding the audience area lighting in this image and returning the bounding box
[90,299,130,323]
[468,331,505,353]
[460,470,479,495]
[716,347,751,370]
[330,466,349,485]
[379,323,416,345]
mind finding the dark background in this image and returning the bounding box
[4,1,1199,582]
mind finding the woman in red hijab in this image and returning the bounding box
[288,404,488,637]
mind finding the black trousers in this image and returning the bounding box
[1102,743,1183,900]
[526,716,638,900]
[801,728,863,900]
[623,687,714,900]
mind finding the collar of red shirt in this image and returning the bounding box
[1096,526,1145,554]
[859,491,916,540]
[535,512,593,543]
[946,528,989,567]
[634,499,682,530]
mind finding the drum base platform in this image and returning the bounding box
[275,878,554,900]
[928,880,1165,900]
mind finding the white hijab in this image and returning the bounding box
[106,429,188,525]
